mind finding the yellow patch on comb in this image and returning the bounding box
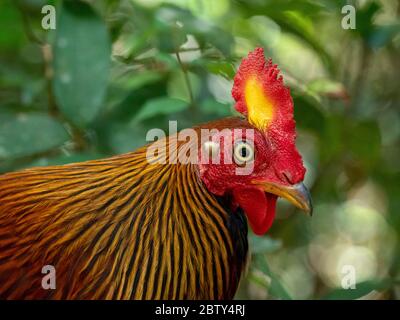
[244,77,274,131]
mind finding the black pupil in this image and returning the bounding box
[240,146,248,158]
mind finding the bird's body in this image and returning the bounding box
[0,48,312,300]
[0,118,249,299]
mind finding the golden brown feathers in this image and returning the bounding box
[0,119,249,299]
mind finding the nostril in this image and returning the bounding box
[282,171,293,184]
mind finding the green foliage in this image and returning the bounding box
[53,0,111,126]
[133,97,189,122]
[322,279,392,300]
[249,234,282,254]
[0,113,68,160]
[0,0,399,300]
[253,254,293,300]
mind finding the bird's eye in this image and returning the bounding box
[233,141,254,165]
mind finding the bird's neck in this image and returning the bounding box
[0,140,248,299]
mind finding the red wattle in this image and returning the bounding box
[232,187,277,235]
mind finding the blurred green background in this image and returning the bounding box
[0,0,399,299]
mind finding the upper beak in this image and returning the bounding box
[254,181,313,216]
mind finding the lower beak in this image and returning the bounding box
[254,181,313,216]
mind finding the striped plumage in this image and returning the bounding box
[0,117,248,300]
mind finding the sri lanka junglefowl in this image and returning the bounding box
[0,48,312,299]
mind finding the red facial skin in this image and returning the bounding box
[198,123,305,235]
[199,47,306,235]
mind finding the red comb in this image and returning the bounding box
[231,47,294,129]
[231,47,305,184]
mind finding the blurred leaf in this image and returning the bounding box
[293,94,326,134]
[113,69,163,92]
[235,0,333,71]
[200,99,232,117]
[200,27,234,56]
[101,79,168,123]
[255,254,292,300]
[249,235,282,254]
[307,79,349,101]
[347,120,381,169]
[0,1,25,51]
[167,71,201,103]
[53,0,111,127]
[185,0,230,19]
[110,3,155,58]
[154,52,180,69]
[104,114,175,154]
[106,122,152,154]
[107,67,164,109]
[283,10,314,37]
[29,152,104,167]
[153,6,194,53]
[133,97,189,122]
[320,114,344,163]
[355,1,381,40]
[154,6,187,52]
[0,113,68,160]
[322,279,391,300]
[156,4,234,55]
[368,23,400,49]
[352,1,400,49]
[203,59,236,79]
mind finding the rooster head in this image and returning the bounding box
[198,47,312,235]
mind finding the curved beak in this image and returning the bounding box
[254,181,313,216]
